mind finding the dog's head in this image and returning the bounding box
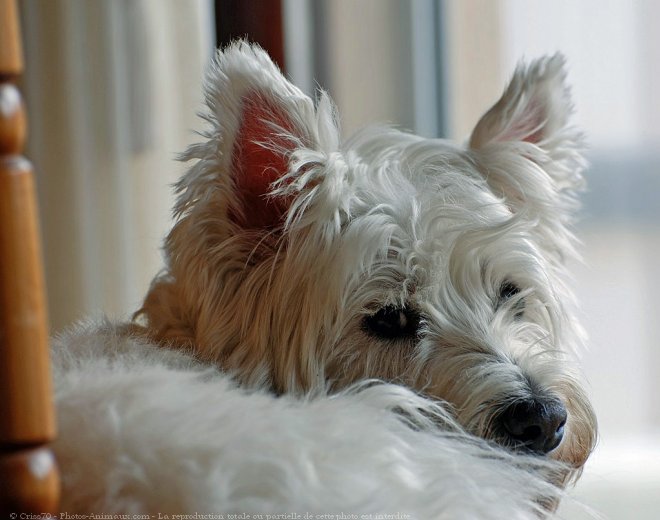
[139,42,596,477]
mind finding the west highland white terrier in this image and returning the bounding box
[138,43,596,470]
[53,42,597,517]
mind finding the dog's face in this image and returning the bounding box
[139,43,596,477]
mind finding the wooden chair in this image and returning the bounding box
[0,0,60,513]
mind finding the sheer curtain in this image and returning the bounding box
[20,0,214,331]
[285,0,446,139]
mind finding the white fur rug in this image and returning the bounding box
[52,321,573,518]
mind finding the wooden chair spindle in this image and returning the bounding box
[0,0,60,514]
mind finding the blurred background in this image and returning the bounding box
[19,1,659,517]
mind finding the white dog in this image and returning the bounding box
[53,42,597,517]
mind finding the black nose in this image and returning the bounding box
[499,397,567,454]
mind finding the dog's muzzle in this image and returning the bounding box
[497,397,567,454]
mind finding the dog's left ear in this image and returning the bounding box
[469,55,585,228]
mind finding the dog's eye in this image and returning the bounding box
[363,306,420,340]
[498,281,524,318]
[499,281,521,301]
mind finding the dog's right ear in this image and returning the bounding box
[468,55,586,263]
[469,55,586,204]
[175,41,343,231]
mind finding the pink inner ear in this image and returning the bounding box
[505,100,546,144]
[231,94,297,229]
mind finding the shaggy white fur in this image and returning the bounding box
[53,321,568,518]
[51,42,597,517]
[138,42,596,470]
